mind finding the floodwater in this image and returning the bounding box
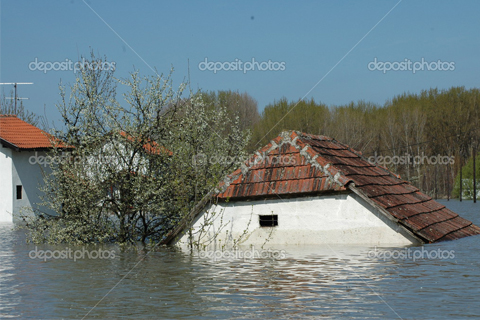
[1,200,480,319]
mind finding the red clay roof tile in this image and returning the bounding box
[0,115,68,149]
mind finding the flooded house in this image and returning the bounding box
[0,115,67,223]
[163,131,480,247]
[0,117,171,224]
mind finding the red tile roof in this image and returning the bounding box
[161,131,480,245]
[0,115,68,150]
[213,131,480,243]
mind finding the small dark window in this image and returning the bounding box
[16,185,22,200]
[259,215,278,227]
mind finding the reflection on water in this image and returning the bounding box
[0,200,480,319]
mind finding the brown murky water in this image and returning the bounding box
[1,200,480,319]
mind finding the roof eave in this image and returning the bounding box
[0,139,73,152]
[215,189,351,202]
[0,138,20,152]
[348,183,427,244]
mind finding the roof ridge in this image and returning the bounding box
[216,130,348,196]
[290,131,352,187]
[215,131,291,194]
[289,131,349,187]
[290,130,406,182]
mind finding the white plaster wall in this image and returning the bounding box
[178,193,418,248]
[0,146,13,222]
[12,150,52,223]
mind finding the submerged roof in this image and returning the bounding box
[162,131,480,244]
[0,115,67,150]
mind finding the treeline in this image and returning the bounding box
[247,86,480,199]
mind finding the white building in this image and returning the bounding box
[163,131,480,248]
[0,115,67,223]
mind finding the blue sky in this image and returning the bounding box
[1,0,479,126]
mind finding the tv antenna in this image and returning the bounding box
[0,82,34,113]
